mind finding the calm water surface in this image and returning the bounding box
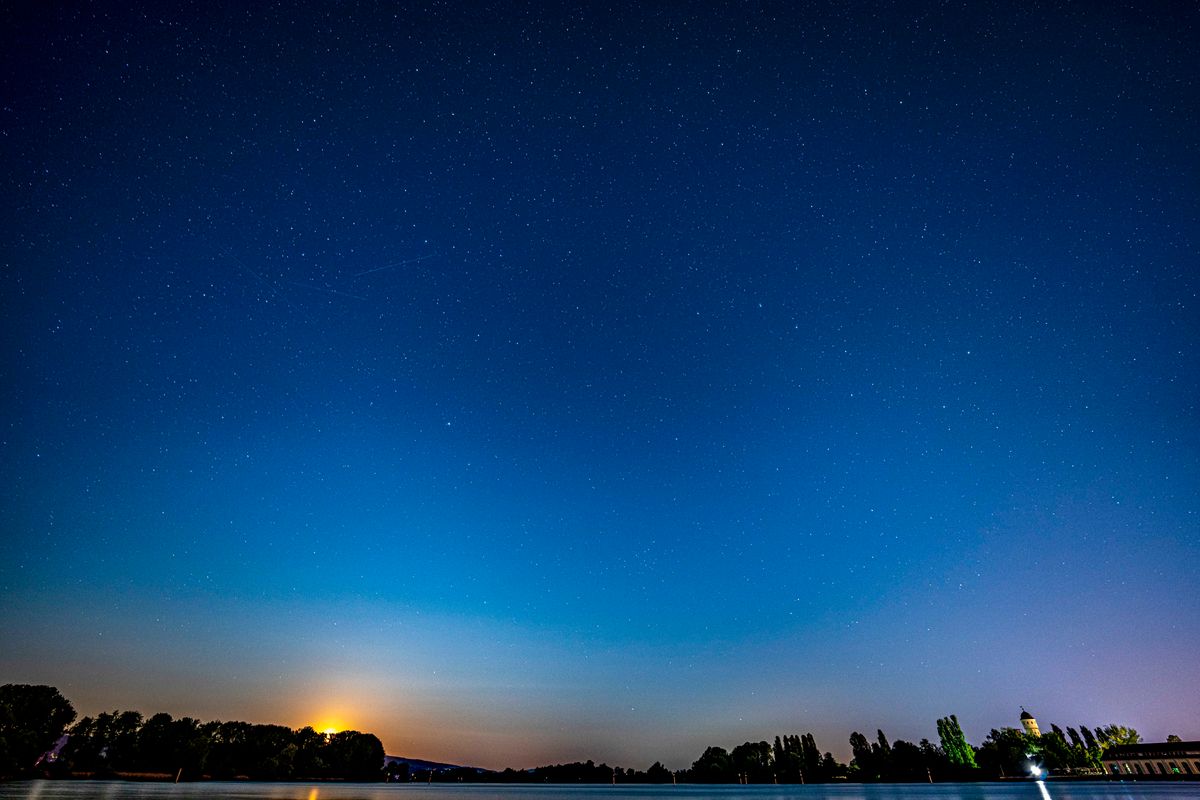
[1,783,1195,800]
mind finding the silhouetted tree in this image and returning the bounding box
[888,740,927,780]
[292,726,328,778]
[64,710,143,773]
[800,733,822,779]
[244,724,297,779]
[0,684,77,776]
[691,746,734,783]
[1066,727,1084,750]
[775,735,802,781]
[325,730,384,781]
[206,720,252,778]
[821,751,842,780]
[849,731,877,780]
[135,713,176,773]
[917,738,954,779]
[730,740,772,783]
[645,761,672,783]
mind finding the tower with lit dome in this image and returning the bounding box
[1020,708,1041,737]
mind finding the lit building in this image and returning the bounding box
[1102,741,1200,777]
[1020,708,1041,737]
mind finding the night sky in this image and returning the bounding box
[2,1,1197,771]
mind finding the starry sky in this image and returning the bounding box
[1,0,1197,771]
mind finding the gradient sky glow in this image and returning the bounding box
[2,0,1198,772]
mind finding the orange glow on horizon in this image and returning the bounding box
[314,717,347,736]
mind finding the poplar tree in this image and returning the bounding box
[801,733,821,778]
[1066,727,1084,749]
[1080,726,1097,750]
[936,715,977,768]
[849,732,874,778]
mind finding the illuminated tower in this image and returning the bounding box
[1020,708,1041,737]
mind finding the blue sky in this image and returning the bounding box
[2,0,1197,770]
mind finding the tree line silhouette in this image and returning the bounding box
[65,711,383,781]
[1,683,1149,782]
[0,684,381,781]
[403,716,1144,784]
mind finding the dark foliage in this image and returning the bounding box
[689,746,734,783]
[0,684,77,777]
[8,685,1145,785]
[63,711,383,781]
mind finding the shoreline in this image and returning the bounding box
[9,774,1200,785]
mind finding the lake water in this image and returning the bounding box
[1,783,1195,800]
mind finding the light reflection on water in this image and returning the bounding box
[0,783,1190,800]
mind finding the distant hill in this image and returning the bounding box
[384,755,493,774]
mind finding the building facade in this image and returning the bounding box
[1102,741,1200,777]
